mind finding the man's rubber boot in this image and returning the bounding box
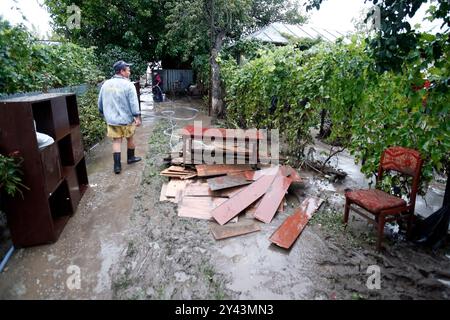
[127,148,141,164]
[113,152,121,174]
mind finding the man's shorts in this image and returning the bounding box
[107,124,136,139]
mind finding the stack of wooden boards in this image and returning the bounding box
[159,164,323,249]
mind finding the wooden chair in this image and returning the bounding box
[344,146,423,250]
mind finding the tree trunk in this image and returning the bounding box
[210,31,226,118]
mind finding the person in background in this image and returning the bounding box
[98,60,142,174]
[153,71,163,102]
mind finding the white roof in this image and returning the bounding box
[244,22,347,44]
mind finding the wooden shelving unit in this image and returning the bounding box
[0,93,89,247]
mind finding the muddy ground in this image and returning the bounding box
[1,96,449,300]
[109,99,450,300]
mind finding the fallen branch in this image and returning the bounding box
[321,146,346,171]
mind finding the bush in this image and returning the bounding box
[0,17,102,96]
[77,86,106,151]
[221,36,450,195]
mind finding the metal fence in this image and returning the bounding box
[160,69,193,94]
[0,84,90,101]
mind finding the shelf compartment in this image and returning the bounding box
[32,97,70,140]
[70,126,84,163]
[32,100,55,139]
[58,127,84,166]
[40,142,63,196]
[66,95,80,126]
[76,157,89,196]
[50,96,70,139]
[63,165,81,211]
[48,179,73,220]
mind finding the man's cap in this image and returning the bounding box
[113,60,133,72]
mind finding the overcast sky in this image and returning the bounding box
[0,0,443,38]
[0,0,51,37]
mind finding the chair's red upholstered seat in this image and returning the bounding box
[346,189,406,214]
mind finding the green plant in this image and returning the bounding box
[0,153,29,198]
[96,44,147,81]
[77,86,107,150]
[221,34,449,196]
[0,17,102,96]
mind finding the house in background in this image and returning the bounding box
[233,22,347,65]
[243,22,346,45]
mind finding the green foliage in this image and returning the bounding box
[306,0,450,73]
[221,45,318,158]
[291,37,323,51]
[44,0,162,58]
[77,86,106,150]
[160,0,308,85]
[222,39,276,63]
[251,0,307,28]
[192,54,211,88]
[0,153,29,198]
[96,44,148,81]
[221,35,450,194]
[0,17,101,95]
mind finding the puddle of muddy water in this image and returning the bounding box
[211,197,329,300]
[94,240,125,294]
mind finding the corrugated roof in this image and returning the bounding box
[244,22,345,44]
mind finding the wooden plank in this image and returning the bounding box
[161,168,192,175]
[210,219,261,240]
[207,175,252,191]
[160,166,196,179]
[212,141,254,155]
[196,164,253,177]
[245,166,279,181]
[280,165,301,182]
[211,173,278,225]
[178,197,228,220]
[161,171,186,176]
[182,125,265,140]
[245,165,301,183]
[161,172,197,180]
[167,166,189,172]
[174,188,184,203]
[171,157,184,165]
[184,182,213,197]
[244,198,262,218]
[215,185,247,198]
[254,175,292,223]
[179,173,197,180]
[159,182,169,202]
[278,197,285,213]
[184,183,231,198]
[269,197,324,249]
[166,180,190,198]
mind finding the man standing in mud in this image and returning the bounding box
[98,60,142,174]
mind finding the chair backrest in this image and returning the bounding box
[377,146,423,207]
